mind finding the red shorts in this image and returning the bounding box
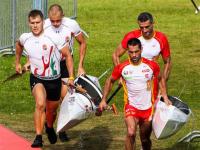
[125,104,153,121]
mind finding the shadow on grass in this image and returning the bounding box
[153,141,200,150]
[44,126,113,150]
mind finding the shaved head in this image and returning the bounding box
[48,4,64,28]
[48,4,64,17]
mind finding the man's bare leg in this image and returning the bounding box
[139,121,152,150]
[125,116,138,150]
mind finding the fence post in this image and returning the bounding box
[11,0,16,53]
[73,0,77,19]
[32,0,48,18]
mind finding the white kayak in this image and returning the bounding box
[57,91,97,132]
[57,75,102,132]
[152,96,191,139]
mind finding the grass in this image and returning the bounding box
[0,0,200,149]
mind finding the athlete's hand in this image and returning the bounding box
[95,100,107,116]
[163,96,172,106]
[67,78,74,87]
[23,62,30,71]
[98,100,108,112]
[15,64,22,74]
[77,66,86,76]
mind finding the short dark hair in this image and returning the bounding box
[28,9,44,20]
[48,4,64,15]
[127,38,142,49]
[137,12,153,23]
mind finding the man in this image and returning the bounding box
[15,9,74,148]
[112,12,171,82]
[44,4,87,142]
[99,38,171,150]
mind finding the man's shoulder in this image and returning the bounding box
[125,29,141,38]
[142,58,159,69]
[121,29,141,48]
[118,60,130,68]
[154,30,168,39]
[62,17,79,26]
[20,32,33,39]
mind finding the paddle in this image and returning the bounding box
[3,67,29,83]
[96,85,122,116]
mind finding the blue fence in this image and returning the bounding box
[0,0,77,56]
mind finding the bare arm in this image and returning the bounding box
[162,56,172,81]
[75,32,87,76]
[24,57,30,71]
[158,74,172,105]
[15,41,23,73]
[99,76,116,111]
[61,45,74,85]
[112,44,127,66]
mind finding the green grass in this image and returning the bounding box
[0,0,200,149]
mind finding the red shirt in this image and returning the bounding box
[121,29,170,60]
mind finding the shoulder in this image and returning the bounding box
[62,17,80,27]
[154,31,168,41]
[19,33,33,42]
[116,60,130,70]
[44,18,51,29]
[112,60,130,79]
[124,29,141,39]
[121,29,141,48]
[142,58,160,71]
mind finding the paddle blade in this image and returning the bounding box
[3,69,26,83]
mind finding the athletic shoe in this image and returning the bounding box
[31,135,43,148]
[45,123,57,144]
[59,131,70,142]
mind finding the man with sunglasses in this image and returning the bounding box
[112,12,171,83]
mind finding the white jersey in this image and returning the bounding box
[112,58,160,110]
[19,32,66,80]
[139,36,161,60]
[44,17,82,54]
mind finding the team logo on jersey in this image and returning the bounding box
[142,69,150,73]
[42,44,47,50]
[123,70,129,75]
[145,74,149,78]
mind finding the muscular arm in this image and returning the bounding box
[102,76,116,101]
[158,74,172,105]
[162,56,172,81]
[99,76,116,111]
[15,41,24,73]
[112,44,127,66]
[75,32,87,75]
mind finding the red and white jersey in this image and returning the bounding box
[19,32,66,80]
[112,58,159,110]
[44,17,82,54]
[121,29,170,60]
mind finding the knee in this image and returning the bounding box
[127,127,136,138]
[35,102,45,112]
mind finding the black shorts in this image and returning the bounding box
[30,74,62,101]
[60,59,69,78]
